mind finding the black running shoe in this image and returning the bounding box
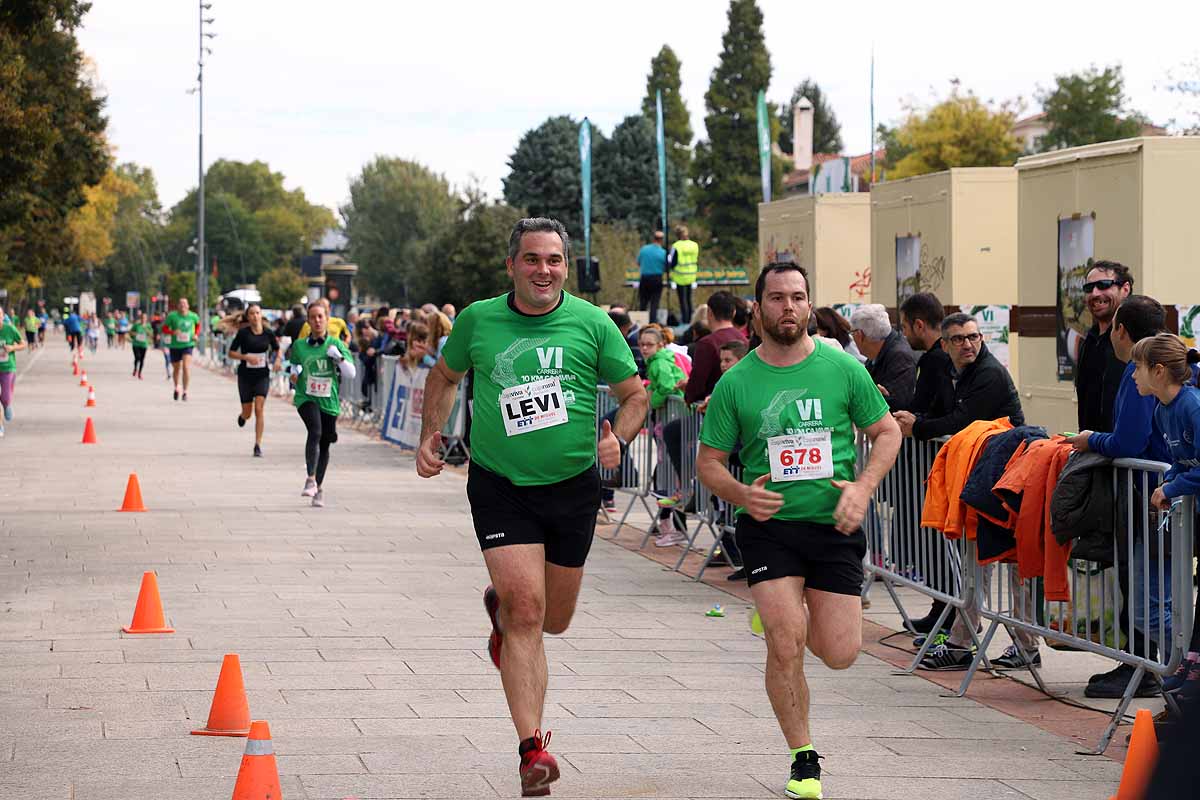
[253,444,262,458]
[237,415,246,428]
[173,389,179,401]
[785,749,822,799]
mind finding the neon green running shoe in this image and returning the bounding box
[785,749,822,799]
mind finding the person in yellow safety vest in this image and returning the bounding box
[667,224,699,324]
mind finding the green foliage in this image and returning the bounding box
[0,0,109,285]
[885,86,1022,179]
[778,79,843,156]
[412,193,526,311]
[565,222,643,308]
[163,270,218,308]
[874,123,911,177]
[340,156,458,305]
[502,115,609,240]
[693,0,780,264]
[641,45,692,171]
[1037,65,1144,152]
[595,115,691,236]
[257,264,308,310]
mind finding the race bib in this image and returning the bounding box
[500,377,569,437]
[245,353,267,369]
[306,373,332,398]
[175,329,192,343]
[161,334,171,346]
[767,431,834,482]
[134,333,148,344]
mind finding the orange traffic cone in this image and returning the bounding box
[72,359,79,376]
[79,371,88,386]
[81,417,98,444]
[118,473,147,512]
[1109,707,1160,800]
[85,386,96,407]
[192,654,251,737]
[230,720,282,799]
[122,571,174,634]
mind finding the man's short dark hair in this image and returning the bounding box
[940,312,975,333]
[719,339,749,360]
[1114,295,1165,343]
[707,290,736,322]
[899,292,945,329]
[508,217,570,262]
[732,296,749,328]
[1088,259,1135,290]
[608,310,632,330]
[755,262,809,304]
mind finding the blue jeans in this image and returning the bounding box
[1131,534,1172,650]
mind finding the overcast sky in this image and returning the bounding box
[78,1,1197,217]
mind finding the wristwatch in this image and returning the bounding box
[616,435,629,456]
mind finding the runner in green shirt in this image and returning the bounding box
[130,311,153,379]
[103,314,116,348]
[416,217,647,798]
[288,302,354,507]
[0,318,28,435]
[696,262,901,800]
[23,310,39,351]
[163,298,201,401]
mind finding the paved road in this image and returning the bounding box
[0,341,1121,798]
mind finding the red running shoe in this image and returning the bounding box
[519,730,559,797]
[484,585,502,669]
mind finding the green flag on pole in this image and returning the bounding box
[756,89,771,203]
[655,90,668,232]
[579,117,592,267]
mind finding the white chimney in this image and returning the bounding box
[793,97,814,172]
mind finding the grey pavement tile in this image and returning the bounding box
[301,773,499,798]
[178,752,366,777]
[1000,779,1121,799]
[754,776,1031,800]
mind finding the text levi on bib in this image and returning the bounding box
[500,377,569,437]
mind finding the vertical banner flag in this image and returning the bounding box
[655,90,668,231]
[579,118,592,266]
[756,89,771,203]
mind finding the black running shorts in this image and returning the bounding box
[735,515,866,595]
[466,462,600,568]
[169,347,194,363]
[237,369,271,403]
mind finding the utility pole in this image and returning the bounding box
[192,2,216,350]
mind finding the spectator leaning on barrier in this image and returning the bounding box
[676,304,710,353]
[607,309,645,377]
[1075,260,1133,434]
[893,313,1024,441]
[684,291,745,406]
[851,303,916,411]
[899,292,955,419]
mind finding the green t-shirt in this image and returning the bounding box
[24,315,38,333]
[164,311,200,348]
[290,335,352,417]
[131,322,153,347]
[0,323,22,372]
[441,291,639,486]
[104,318,116,333]
[699,340,889,524]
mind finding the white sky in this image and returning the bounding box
[78,0,1198,216]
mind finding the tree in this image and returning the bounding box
[0,0,109,285]
[340,156,458,305]
[693,0,783,263]
[68,169,136,269]
[92,162,169,304]
[1037,65,1144,152]
[258,265,308,310]
[502,115,609,240]
[595,115,690,236]
[778,79,843,156]
[641,45,692,171]
[885,85,1021,179]
[164,270,218,309]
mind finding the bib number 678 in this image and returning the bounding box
[779,448,821,466]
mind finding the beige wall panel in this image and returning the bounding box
[870,171,952,307]
[812,195,872,306]
[1141,138,1200,304]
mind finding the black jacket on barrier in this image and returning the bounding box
[1049,451,1115,566]
[865,331,917,412]
[960,425,1049,562]
[912,343,1024,440]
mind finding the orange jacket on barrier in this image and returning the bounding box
[920,418,1014,539]
[993,437,1074,601]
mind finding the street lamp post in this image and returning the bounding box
[193,2,216,350]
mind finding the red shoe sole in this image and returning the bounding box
[521,753,560,796]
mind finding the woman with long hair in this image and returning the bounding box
[228,303,280,457]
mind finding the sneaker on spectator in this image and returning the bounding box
[919,643,974,671]
[913,631,950,650]
[656,493,683,508]
[654,517,687,547]
[1084,664,1160,698]
[1164,657,1196,693]
[992,644,1042,669]
[725,566,746,582]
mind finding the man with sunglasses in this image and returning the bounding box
[1075,261,1133,436]
[893,313,1023,441]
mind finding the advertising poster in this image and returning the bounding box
[966,304,1011,370]
[382,364,429,449]
[895,235,921,306]
[832,303,862,322]
[1056,215,1095,382]
[1178,305,1200,348]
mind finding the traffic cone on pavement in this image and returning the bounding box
[118,473,147,512]
[1109,707,1159,800]
[121,571,174,634]
[79,371,88,386]
[72,359,79,376]
[192,654,251,737]
[81,417,98,444]
[85,386,96,407]
[230,720,282,799]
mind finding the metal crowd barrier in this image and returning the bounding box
[596,385,658,537]
[958,459,1195,754]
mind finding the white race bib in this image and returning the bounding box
[134,333,148,344]
[306,374,332,398]
[175,329,192,343]
[767,431,834,482]
[500,377,569,437]
[245,353,267,369]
